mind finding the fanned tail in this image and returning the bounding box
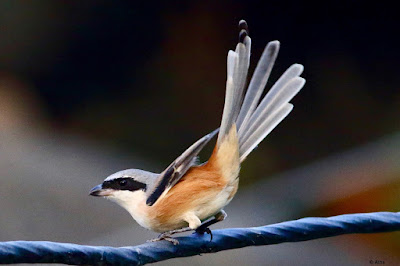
[217,20,305,165]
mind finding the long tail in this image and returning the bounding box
[217,20,305,163]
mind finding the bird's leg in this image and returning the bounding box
[147,211,227,244]
[147,227,192,245]
[195,210,227,241]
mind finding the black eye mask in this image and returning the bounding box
[102,178,146,192]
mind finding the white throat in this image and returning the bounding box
[108,190,151,230]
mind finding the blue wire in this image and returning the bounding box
[1,212,399,265]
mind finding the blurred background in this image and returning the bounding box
[0,1,399,265]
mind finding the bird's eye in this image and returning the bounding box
[119,179,127,186]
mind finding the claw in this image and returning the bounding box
[204,228,213,241]
[195,227,213,241]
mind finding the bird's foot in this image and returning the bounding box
[147,233,179,245]
[147,227,192,245]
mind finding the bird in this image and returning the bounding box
[89,20,305,245]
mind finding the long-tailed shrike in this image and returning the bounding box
[90,20,305,244]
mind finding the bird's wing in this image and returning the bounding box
[146,129,219,206]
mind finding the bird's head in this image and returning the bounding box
[89,169,157,209]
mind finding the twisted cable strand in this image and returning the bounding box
[1,212,399,265]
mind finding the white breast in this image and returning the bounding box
[195,184,236,221]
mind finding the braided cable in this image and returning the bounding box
[0,212,399,265]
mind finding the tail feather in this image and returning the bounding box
[217,34,251,146]
[236,41,280,131]
[218,50,238,147]
[238,75,305,152]
[239,103,293,162]
[231,39,250,124]
[238,63,303,138]
[216,20,305,164]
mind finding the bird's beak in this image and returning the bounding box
[89,184,113,197]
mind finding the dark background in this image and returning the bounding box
[1,1,399,177]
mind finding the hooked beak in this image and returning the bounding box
[89,184,113,197]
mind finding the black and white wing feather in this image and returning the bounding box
[146,129,219,206]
